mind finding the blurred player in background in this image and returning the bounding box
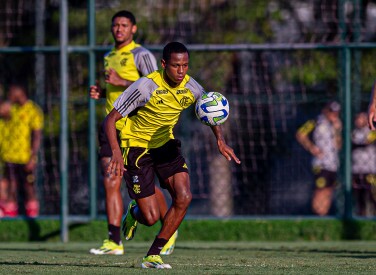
[296,101,342,216]
[368,81,376,130]
[351,112,376,216]
[104,41,241,269]
[0,84,43,217]
[89,10,176,255]
[0,100,12,217]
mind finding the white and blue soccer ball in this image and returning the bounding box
[195,91,229,126]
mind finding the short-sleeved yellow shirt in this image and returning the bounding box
[0,100,44,164]
[113,69,205,149]
[104,40,157,130]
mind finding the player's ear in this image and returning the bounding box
[161,59,166,69]
[131,24,137,34]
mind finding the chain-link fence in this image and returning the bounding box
[0,0,375,219]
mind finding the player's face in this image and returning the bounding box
[161,52,189,87]
[355,113,367,128]
[8,86,23,105]
[111,17,137,48]
[327,110,340,123]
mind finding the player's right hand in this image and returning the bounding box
[311,146,323,158]
[89,80,102,100]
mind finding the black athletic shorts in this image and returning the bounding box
[122,139,189,199]
[353,173,376,190]
[98,120,121,158]
[313,168,337,189]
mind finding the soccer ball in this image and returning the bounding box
[195,91,229,126]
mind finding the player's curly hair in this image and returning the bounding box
[163,42,189,63]
[111,10,136,25]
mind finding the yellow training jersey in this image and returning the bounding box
[0,118,10,160]
[104,40,158,130]
[0,100,44,164]
[113,69,205,148]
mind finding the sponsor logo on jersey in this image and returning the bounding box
[121,52,131,55]
[120,58,128,66]
[156,90,168,95]
[177,89,188,94]
[179,96,193,107]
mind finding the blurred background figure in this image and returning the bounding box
[0,84,44,217]
[351,112,376,217]
[0,100,12,217]
[296,101,342,216]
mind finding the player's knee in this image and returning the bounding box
[103,176,121,192]
[175,190,192,209]
[142,209,160,226]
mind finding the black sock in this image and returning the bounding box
[147,236,168,256]
[108,224,121,245]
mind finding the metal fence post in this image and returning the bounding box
[87,0,97,219]
[60,0,69,242]
[343,46,353,219]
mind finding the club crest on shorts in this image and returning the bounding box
[133,184,141,194]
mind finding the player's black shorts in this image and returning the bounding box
[98,121,121,158]
[313,167,337,189]
[123,139,189,199]
[353,173,376,190]
[4,163,35,184]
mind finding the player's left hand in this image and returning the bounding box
[217,139,241,164]
[106,149,126,177]
[105,68,126,87]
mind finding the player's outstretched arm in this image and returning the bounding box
[103,109,125,177]
[210,125,241,164]
[368,81,376,130]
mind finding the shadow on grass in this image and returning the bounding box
[26,219,86,242]
[176,244,376,257]
[0,261,136,269]
[341,219,361,240]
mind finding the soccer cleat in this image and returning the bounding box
[122,200,138,240]
[141,255,172,269]
[89,239,124,255]
[160,230,178,255]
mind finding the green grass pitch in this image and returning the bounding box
[1,241,376,274]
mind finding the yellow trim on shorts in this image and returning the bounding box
[135,148,149,168]
[122,148,130,166]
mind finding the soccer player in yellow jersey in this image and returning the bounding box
[0,84,43,217]
[104,42,241,269]
[0,101,12,216]
[89,10,175,255]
